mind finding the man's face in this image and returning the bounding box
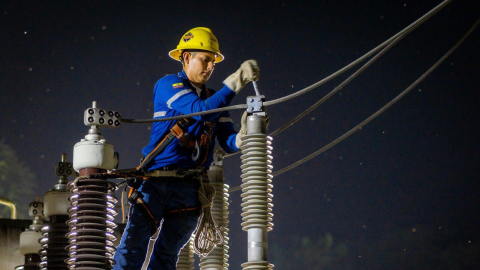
[184,51,216,86]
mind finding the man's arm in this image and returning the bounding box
[155,60,259,122]
[216,111,240,153]
[156,76,236,122]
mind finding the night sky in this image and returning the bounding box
[1,0,479,269]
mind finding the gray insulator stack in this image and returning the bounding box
[39,154,76,270]
[240,114,274,270]
[177,236,195,270]
[67,102,120,270]
[15,198,44,270]
[200,160,230,270]
[66,176,118,269]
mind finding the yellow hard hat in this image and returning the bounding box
[169,27,224,63]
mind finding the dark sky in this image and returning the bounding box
[1,0,479,268]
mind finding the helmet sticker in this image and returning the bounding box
[183,33,194,42]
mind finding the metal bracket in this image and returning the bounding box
[56,153,78,178]
[212,148,225,166]
[84,107,122,128]
[56,162,78,177]
[246,95,266,114]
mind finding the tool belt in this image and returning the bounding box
[124,167,208,236]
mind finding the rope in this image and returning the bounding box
[120,0,451,125]
[193,181,224,257]
[229,16,480,191]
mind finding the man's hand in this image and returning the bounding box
[224,60,259,94]
[235,111,248,149]
[235,111,271,149]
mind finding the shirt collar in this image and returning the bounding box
[178,70,206,97]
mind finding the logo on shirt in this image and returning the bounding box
[172,83,184,89]
[183,33,193,42]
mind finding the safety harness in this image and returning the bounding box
[126,88,216,236]
[125,170,207,236]
[136,88,215,171]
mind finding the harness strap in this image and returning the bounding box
[136,118,195,171]
[127,187,159,235]
[136,133,176,171]
[138,88,217,170]
[197,121,215,165]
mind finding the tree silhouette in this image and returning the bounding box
[0,139,37,219]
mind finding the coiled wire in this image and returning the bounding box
[200,183,230,269]
[66,177,118,270]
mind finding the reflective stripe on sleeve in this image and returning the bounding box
[153,111,166,118]
[219,117,233,123]
[166,89,193,109]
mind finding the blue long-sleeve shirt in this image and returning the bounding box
[141,70,239,170]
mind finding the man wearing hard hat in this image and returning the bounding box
[113,27,259,269]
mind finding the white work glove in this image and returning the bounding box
[235,111,271,149]
[235,111,248,149]
[224,60,259,94]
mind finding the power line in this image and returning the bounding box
[121,0,452,125]
[263,0,451,107]
[229,17,480,192]
[266,1,449,136]
[224,0,451,159]
[121,104,247,123]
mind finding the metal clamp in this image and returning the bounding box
[83,102,121,128]
[246,95,266,114]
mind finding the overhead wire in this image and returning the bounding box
[228,16,480,192]
[224,0,452,159]
[116,0,464,193]
[268,0,451,136]
[227,28,408,191]
[120,0,451,125]
[263,0,451,107]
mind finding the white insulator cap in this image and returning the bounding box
[44,190,71,217]
[19,230,42,255]
[73,139,115,171]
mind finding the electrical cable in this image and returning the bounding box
[236,17,479,187]
[268,0,451,136]
[225,0,449,160]
[120,0,451,125]
[121,104,247,123]
[264,0,451,107]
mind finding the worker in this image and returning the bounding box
[113,27,259,269]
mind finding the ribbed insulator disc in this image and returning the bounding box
[240,135,274,231]
[66,178,118,270]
